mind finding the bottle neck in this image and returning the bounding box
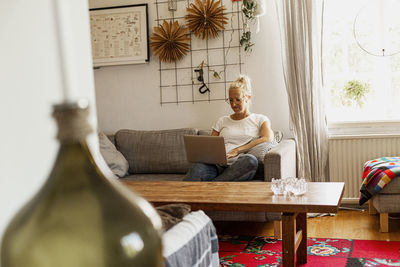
[47,101,100,189]
[53,102,93,143]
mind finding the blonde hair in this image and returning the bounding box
[229,75,252,98]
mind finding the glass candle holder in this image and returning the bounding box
[270,177,307,196]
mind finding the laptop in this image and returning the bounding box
[183,135,227,166]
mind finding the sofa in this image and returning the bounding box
[99,127,297,223]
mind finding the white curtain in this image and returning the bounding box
[275,0,329,182]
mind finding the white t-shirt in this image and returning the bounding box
[212,113,270,153]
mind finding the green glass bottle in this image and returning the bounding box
[1,101,163,267]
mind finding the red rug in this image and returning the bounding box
[218,235,400,266]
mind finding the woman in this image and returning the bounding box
[184,75,274,181]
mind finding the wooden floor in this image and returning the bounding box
[213,209,400,241]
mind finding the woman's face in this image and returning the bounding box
[229,88,249,114]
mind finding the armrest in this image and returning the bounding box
[263,139,296,181]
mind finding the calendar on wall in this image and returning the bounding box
[89,4,149,67]
[155,0,245,105]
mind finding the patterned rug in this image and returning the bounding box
[218,235,400,266]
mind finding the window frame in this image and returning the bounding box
[323,0,400,133]
[328,120,400,136]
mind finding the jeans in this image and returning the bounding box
[183,154,258,182]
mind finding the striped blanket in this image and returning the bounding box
[359,157,400,205]
[163,210,219,267]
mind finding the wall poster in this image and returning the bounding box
[89,4,149,67]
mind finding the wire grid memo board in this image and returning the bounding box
[155,0,245,104]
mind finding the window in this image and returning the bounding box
[323,0,400,123]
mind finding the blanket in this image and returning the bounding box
[359,157,400,205]
[163,210,219,267]
[156,204,191,231]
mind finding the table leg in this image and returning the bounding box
[296,212,307,264]
[282,213,296,267]
[273,220,282,239]
[282,212,308,266]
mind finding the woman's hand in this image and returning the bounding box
[227,149,239,159]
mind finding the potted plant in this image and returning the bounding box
[340,80,371,108]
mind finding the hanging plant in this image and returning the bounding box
[340,80,371,108]
[240,0,257,52]
[185,0,228,40]
[150,20,191,63]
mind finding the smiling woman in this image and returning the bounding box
[184,74,276,182]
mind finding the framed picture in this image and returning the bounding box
[89,4,149,67]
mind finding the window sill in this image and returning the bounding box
[328,121,400,138]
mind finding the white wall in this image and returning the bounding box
[0,0,96,243]
[91,0,291,136]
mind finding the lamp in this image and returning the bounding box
[353,0,400,57]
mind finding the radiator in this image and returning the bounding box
[328,135,400,203]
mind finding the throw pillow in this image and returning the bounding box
[247,131,283,179]
[246,131,283,162]
[247,142,276,162]
[98,132,129,178]
[274,130,283,144]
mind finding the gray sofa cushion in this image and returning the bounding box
[115,128,198,174]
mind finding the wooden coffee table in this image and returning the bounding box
[122,181,344,267]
